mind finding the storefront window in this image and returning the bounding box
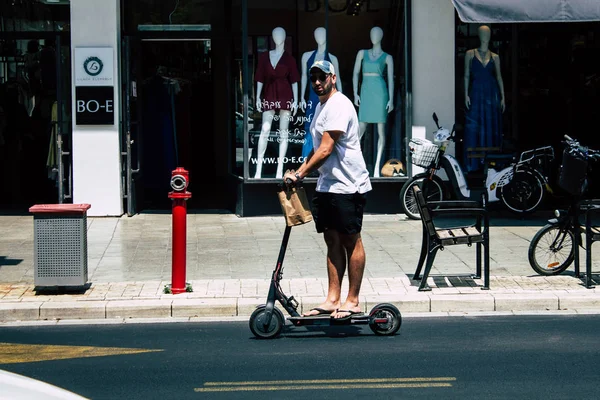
[455,21,513,172]
[0,0,70,32]
[122,0,213,33]
[456,19,600,170]
[238,0,407,181]
[0,0,72,207]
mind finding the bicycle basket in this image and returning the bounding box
[558,148,588,195]
[409,138,439,168]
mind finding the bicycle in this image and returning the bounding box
[400,113,549,220]
[528,135,600,276]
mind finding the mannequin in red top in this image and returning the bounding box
[254,27,300,179]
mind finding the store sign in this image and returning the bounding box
[74,47,114,87]
[75,86,114,125]
[75,47,114,125]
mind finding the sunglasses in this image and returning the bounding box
[310,73,330,83]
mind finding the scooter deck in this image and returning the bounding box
[288,314,370,326]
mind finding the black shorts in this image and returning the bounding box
[312,192,367,235]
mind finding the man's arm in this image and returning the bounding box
[285,130,342,182]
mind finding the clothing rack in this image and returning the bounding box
[0,55,24,84]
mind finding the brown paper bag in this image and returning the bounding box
[278,186,313,226]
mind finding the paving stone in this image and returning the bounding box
[172,298,237,317]
[365,294,431,313]
[430,294,495,312]
[559,294,600,310]
[237,298,268,317]
[106,300,172,319]
[40,301,106,320]
[494,293,559,311]
[0,302,41,321]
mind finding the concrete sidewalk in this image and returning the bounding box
[1,212,599,323]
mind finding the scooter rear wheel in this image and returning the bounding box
[249,305,285,339]
[368,303,402,336]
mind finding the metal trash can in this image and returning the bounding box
[28,204,91,287]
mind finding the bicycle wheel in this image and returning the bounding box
[500,168,545,214]
[528,224,574,275]
[400,174,444,220]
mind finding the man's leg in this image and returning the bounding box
[332,233,366,319]
[302,229,345,316]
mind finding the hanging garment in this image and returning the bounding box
[255,51,300,112]
[358,50,389,124]
[141,76,176,192]
[302,50,331,158]
[464,55,503,172]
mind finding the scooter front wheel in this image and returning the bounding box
[528,224,575,275]
[368,303,402,336]
[400,174,444,220]
[249,305,285,339]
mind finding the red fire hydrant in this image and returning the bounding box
[168,167,192,294]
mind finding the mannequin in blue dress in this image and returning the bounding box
[352,27,394,177]
[299,27,342,159]
[463,25,505,172]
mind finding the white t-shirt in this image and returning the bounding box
[309,92,372,194]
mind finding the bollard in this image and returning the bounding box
[168,167,192,294]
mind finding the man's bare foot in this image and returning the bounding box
[331,302,362,319]
[302,301,339,317]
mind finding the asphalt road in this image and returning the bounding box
[1,315,599,399]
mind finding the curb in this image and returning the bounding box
[3,292,600,322]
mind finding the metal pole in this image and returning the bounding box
[242,0,249,181]
[404,0,413,177]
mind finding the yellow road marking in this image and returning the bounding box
[195,377,457,392]
[205,377,457,386]
[195,383,453,392]
[0,343,162,364]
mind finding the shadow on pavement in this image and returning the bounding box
[0,256,23,267]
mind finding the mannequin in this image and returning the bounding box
[353,26,394,178]
[463,24,505,172]
[299,27,342,159]
[254,27,300,179]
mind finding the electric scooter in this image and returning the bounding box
[248,186,402,339]
[400,113,549,219]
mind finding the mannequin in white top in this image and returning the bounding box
[352,27,394,177]
[254,27,299,179]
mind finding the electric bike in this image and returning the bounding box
[249,184,402,339]
[400,113,549,220]
[528,135,600,276]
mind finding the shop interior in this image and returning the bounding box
[455,20,600,182]
[0,0,71,212]
[0,36,71,212]
[130,39,216,210]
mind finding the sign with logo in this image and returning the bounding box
[75,47,113,87]
[75,86,114,125]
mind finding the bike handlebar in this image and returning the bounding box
[562,135,600,161]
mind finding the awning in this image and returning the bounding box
[451,0,600,23]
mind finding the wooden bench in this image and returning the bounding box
[574,200,600,288]
[412,185,490,291]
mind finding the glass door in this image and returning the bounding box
[121,36,143,216]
